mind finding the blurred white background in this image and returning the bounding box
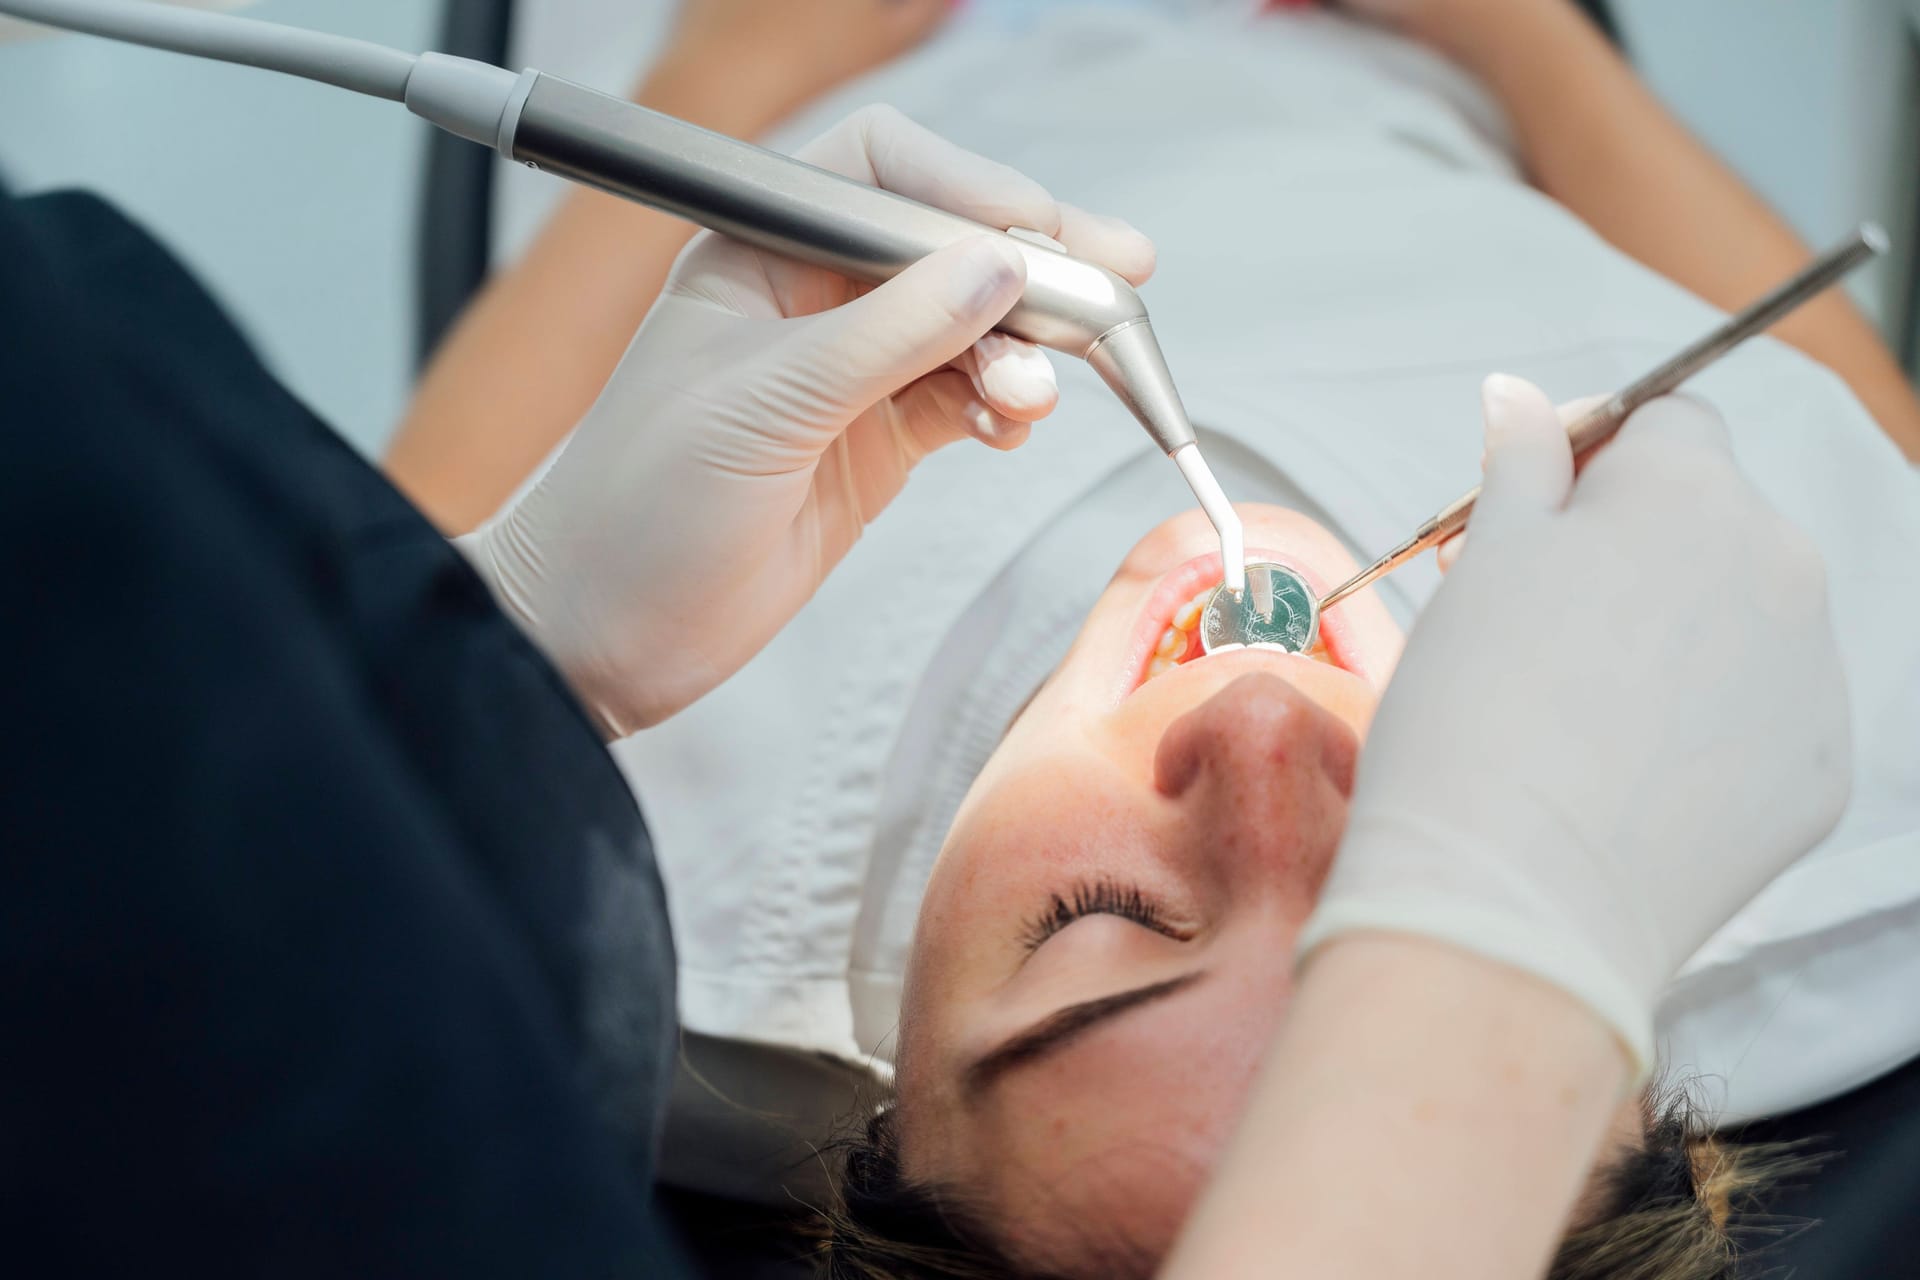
[1,0,1914,455]
[0,0,438,452]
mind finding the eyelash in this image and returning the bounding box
[1020,878,1181,953]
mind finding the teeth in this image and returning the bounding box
[1172,590,1210,633]
[1141,586,1241,689]
[1140,578,1340,690]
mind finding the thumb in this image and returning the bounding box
[1470,373,1574,541]
[797,236,1028,413]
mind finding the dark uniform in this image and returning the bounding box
[0,187,691,1277]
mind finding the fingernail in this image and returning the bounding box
[951,237,1026,314]
[964,398,1006,442]
[976,334,1056,412]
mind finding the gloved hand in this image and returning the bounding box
[1299,374,1851,1079]
[460,105,1155,736]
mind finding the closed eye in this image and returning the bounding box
[1020,878,1186,953]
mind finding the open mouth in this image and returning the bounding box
[1126,549,1354,694]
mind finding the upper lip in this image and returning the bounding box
[1123,547,1362,696]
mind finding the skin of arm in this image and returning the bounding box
[1163,935,1628,1280]
[1396,0,1920,461]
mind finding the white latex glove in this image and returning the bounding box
[1299,374,1851,1079]
[460,105,1155,736]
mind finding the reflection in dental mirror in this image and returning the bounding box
[1200,562,1320,656]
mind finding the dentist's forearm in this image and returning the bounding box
[386,58,791,534]
[1163,935,1625,1280]
[1421,0,1920,460]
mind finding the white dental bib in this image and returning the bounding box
[503,3,1920,1185]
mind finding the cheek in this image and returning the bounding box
[947,751,1163,877]
[908,753,1163,996]
[1309,679,1378,743]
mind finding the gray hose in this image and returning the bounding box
[0,0,415,100]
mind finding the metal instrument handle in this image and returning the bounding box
[1317,225,1887,611]
[1432,225,1889,547]
[507,74,1150,359]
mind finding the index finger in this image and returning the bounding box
[793,106,1160,286]
[795,105,1063,241]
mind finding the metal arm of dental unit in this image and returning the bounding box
[0,0,1250,598]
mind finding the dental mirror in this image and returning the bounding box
[1200,562,1321,656]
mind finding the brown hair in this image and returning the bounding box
[810,1081,1820,1280]
[1548,1082,1822,1280]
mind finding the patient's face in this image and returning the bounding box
[896,504,1407,1265]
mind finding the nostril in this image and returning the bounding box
[1319,719,1361,796]
[1154,713,1204,798]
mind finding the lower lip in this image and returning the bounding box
[1122,548,1362,695]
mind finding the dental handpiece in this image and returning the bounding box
[0,0,1247,595]
[499,74,1248,595]
[1316,224,1889,613]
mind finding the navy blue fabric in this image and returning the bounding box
[1729,1054,1920,1278]
[0,188,690,1278]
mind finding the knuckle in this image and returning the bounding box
[1627,394,1732,450]
[1648,433,1737,490]
[1623,396,1682,434]
[850,104,913,172]
[1022,200,1064,239]
[1580,431,1683,494]
[853,102,907,132]
[1663,389,1726,422]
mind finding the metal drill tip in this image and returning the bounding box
[1171,443,1246,598]
[1250,564,1274,617]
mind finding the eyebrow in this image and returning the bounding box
[963,971,1208,1097]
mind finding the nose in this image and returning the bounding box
[1153,672,1359,853]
